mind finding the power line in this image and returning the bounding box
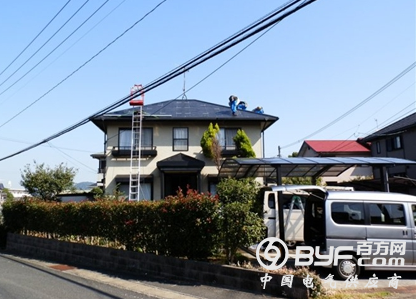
[47,142,96,173]
[0,0,317,162]
[0,0,128,107]
[0,0,167,130]
[105,19,282,144]
[362,103,416,137]
[0,135,94,153]
[0,0,72,78]
[0,0,90,91]
[0,0,111,98]
[326,82,416,141]
[280,61,416,149]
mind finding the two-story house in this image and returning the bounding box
[360,112,416,194]
[297,140,372,184]
[91,99,278,200]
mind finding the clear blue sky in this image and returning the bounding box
[0,0,414,188]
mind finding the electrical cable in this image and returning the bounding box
[104,18,283,143]
[280,61,416,149]
[0,0,110,98]
[362,103,416,137]
[0,0,167,130]
[47,142,96,173]
[0,0,301,130]
[0,135,94,153]
[104,20,282,144]
[0,0,128,107]
[0,0,317,162]
[0,0,90,91]
[326,82,415,140]
[0,0,72,78]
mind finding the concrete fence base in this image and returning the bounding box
[5,233,309,298]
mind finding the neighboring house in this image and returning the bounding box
[58,190,95,202]
[91,99,278,200]
[297,140,372,184]
[360,112,416,194]
[0,183,30,203]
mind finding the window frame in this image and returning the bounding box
[118,127,153,150]
[366,202,406,226]
[386,135,403,152]
[172,127,189,151]
[376,141,381,154]
[218,127,240,150]
[330,202,365,225]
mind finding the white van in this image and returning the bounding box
[273,185,416,279]
[260,186,307,247]
[260,185,354,247]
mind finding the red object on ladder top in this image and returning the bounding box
[129,84,144,106]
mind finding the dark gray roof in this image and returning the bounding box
[362,112,416,142]
[157,153,205,169]
[218,157,416,179]
[91,99,278,131]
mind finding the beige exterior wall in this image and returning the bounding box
[103,120,263,199]
[300,147,372,184]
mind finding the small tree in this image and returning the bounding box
[200,123,220,158]
[20,162,76,201]
[201,123,223,171]
[233,129,255,158]
[217,178,265,263]
[210,136,223,172]
[1,188,14,201]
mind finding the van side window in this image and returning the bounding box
[268,193,275,209]
[331,202,364,225]
[368,203,406,226]
[282,195,305,210]
[412,205,416,226]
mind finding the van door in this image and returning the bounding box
[366,202,413,266]
[263,191,277,238]
[283,195,304,242]
[411,204,416,265]
[263,191,304,242]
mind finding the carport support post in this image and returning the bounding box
[380,166,390,192]
[275,165,285,243]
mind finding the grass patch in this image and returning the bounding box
[320,290,391,299]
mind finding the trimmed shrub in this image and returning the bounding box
[1,190,221,260]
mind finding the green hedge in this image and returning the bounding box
[2,190,221,259]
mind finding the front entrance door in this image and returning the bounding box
[164,172,198,197]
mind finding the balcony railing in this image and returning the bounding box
[112,146,157,158]
[221,148,239,157]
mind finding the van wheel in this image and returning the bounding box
[334,257,360,280]
[285,241,296,248]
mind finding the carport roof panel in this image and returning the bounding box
[218,157,416,178]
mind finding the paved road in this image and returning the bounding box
[0,254,155,299]
[0,254,280,299]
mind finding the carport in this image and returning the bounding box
[218,157,416,241]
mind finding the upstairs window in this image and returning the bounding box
[218,128,239,150]
[386,135,402,151]
[173,128,188,151]
[376,141,381,154]
[119,128,153,150]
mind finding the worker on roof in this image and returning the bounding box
[237,101,248,111]
[253,106,264,114]
[229,95,240,116]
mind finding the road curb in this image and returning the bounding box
[5,233,309,299]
